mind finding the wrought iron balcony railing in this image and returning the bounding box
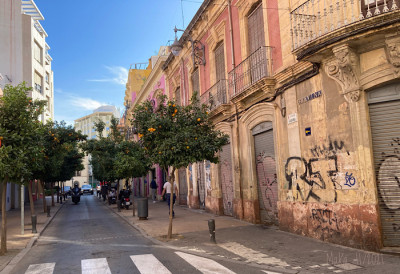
[201,79,228,111]
[228,46,273,98]
[291,0,399,50]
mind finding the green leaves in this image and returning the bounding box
[131,92,229,172]
[0,83,46,182]
[82,118,149,182]
[0,83,86,184]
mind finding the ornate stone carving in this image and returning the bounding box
[385,34,400,75]
[325,44,361,102]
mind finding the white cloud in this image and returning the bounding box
[68,95,107,111]
[87,65,128,85]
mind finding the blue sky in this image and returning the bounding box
[34,0,203,125]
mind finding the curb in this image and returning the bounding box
[101,197,299,274]
[0,201,66,274]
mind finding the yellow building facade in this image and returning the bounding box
[161,0,400,251]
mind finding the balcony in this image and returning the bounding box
[291,0,400,52]
[228,46,274,101]
[201,79,229,112]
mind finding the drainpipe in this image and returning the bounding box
[228,0,244,220]
[228,0,235,69]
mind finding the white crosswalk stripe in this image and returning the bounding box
[24,252,238,274]
[81,258,111,274]
[130,254,171,274]
[176,251,236,274]
[25,263,55,274]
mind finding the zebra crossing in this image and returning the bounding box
[24,251,256,274]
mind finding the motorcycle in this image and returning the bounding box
[108,189,116,205]
[71,187,81,205]
[121,197,131,210]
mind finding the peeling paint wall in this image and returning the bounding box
[277,68,381,250]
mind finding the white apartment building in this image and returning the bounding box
[0,0,54,121]
[0,0,54,210]
[73,106,120,187]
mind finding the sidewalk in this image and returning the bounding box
[107,196,400,274]
[0,196,63,272]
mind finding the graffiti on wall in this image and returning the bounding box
[221,159,234,216]
[377,137,400,232]
[310,208,340,236]
[256,153,278,214]
[285,140,356,203]
[205,161,212,190]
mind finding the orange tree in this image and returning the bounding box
[0,83,46,254]
[82,118,150,191]
[131,93,228,239]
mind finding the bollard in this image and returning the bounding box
[118,200,121,212]
[60,195,63,204]
[208,219,216,243]
[31,215,37,233]
[47,205,51,217]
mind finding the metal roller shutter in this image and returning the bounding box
[252,122,278,225]
[178,168,188,206]
[220,144,234,216]
[369,90,400,246]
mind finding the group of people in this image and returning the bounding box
[96,176,179,217]
[97,183,131,202]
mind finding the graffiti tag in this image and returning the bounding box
[311,208,340,235]
[344,172,356,187]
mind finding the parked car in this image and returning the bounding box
[61,186,71,196]
[81,184,94,195]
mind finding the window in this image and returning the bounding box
[214,42,227,104]
[248,3,265,54]
[46,96,50,112]
[215,42,226,82]
[175,87,181,105]
[191,68,200,100]
[75,171,81,176]
[45,72,50,83]
[34,71,43,93]
[34,41,43,64]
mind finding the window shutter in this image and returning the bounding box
[248,3,265,54]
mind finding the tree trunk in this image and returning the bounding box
[51,182,55,206]
[40,180,47,213]
[130,178,135,217]
[28,180,35,216]
[1,177,9,255]
[167,168,176,239]
[56,182,60,203]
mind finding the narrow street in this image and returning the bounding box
[10,195,262,274]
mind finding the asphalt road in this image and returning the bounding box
[10,195,265,274]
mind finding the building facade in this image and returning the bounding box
[161,0,400,251]
[0,0,54,210]
[73,105,120,187]
[126,47,170,199]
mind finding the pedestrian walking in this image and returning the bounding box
[161,177,178,217]
[150,178,158,203]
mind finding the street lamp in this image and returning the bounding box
[170,26,206,66]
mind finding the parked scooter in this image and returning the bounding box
[71,182,81,205]
[108,188,117,205]
[121,196,131,210]
[119,189,132,210]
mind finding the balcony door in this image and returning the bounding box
[215,42,227,106]
[248,3,266,84]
